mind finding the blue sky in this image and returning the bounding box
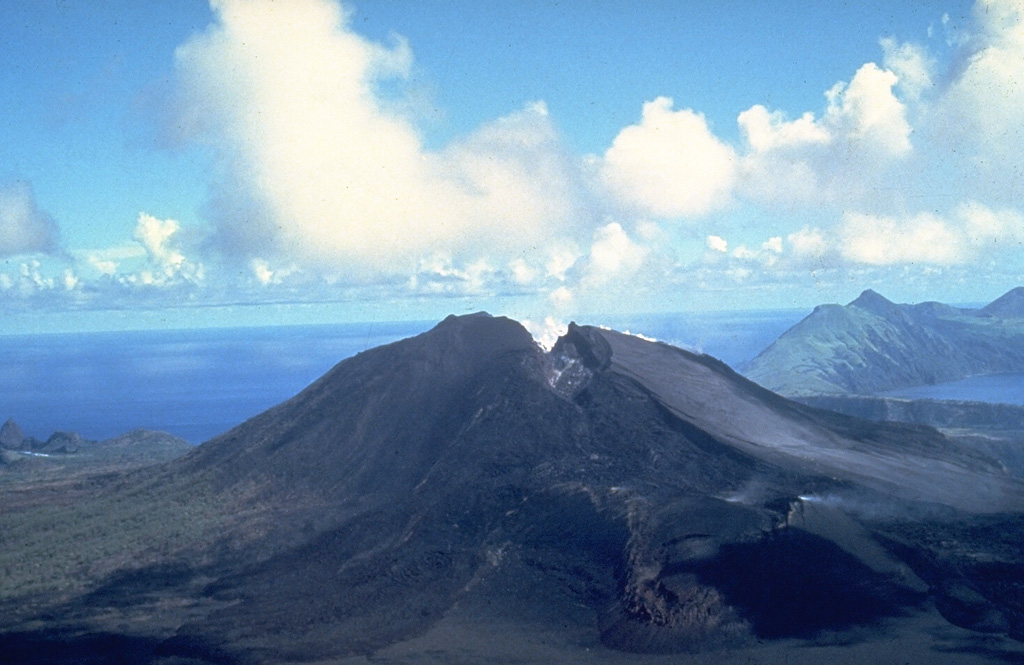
[2,0,1022,334]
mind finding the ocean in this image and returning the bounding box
[882,373,1024,406]
[0,311,808,444]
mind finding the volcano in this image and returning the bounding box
[2,313,1023,664]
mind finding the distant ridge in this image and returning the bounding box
[983,286,1024,318]
[0,417,191,471]
[744,288,1024,396]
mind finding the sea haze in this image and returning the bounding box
[0,310,807,444]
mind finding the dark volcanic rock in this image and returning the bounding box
[40,431,82,454]
[2,313,1024,664]
[0,418,24,450]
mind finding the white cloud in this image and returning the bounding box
[599,97,737,218]
[126,213,203,286]
[508,258,537,286]
[788,227,830,259]
[549,285,574,310]
[934,0,1024,173]
[738,59,913,210]
[60,269,78,291]
[738,106,829,152]
[176,0,587,276]
[584,222,647,285]
[706,235,728,253]
[0,181,60,257]
[785,201,1024,271]
[20,260,53,289]
[841,211,963,265]
[881,38,934,101]
[29,0,1008,316]
[545,247,579,281]
[89,257,118,276]
[739,61,912,161]
[407,253,497,296]
[824,63,912,156]
[731,245,757,260]
[135,214,185,271]
[956,200,1024,247]
[251,258,277,286]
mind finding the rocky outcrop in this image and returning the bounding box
[0,419,191,475]
[0,419,25,450]
[39,431,82,454]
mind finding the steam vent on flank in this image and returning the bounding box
[2,313,1024,664]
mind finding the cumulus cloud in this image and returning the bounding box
[824,63,912,156]
[762,236,783,253]
[508,258,537,286]
[737,106,830,153]
[706,235,728,253]
[788,227,830,260]
[582,222,648,287]
[84,0,1006,314]
[549,285,574,310]
[135,214,185,271]
[0,259,83,304]
[840,211,962,265]
[881,38,934,102]
[0,181,60,257]
[956,200,1024,248]
[125,213,203,286]
[598,97,737,218]
[175,0,588,277]
[545,247,580,282]
[738,61,912,209]
[789,202,1023,269]
[932,0,1024,178]
[407,254,498,296]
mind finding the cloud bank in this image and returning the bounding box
[174,0,588,280]
[169,0,1023,302]
[4,0,1024,318]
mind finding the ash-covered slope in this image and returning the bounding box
[2,313,1024,664]
[744,288,1024,396]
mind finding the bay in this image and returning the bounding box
[882,372,1024,406]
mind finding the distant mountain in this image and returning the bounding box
[743,288,1024,396]
[983,286,1024,318]
[1,314,1023,664]
[0,418,191,473]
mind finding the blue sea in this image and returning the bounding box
[883,373,1024,406]
[0,311,807,444]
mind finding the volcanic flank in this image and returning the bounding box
[2,313,1024,664]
